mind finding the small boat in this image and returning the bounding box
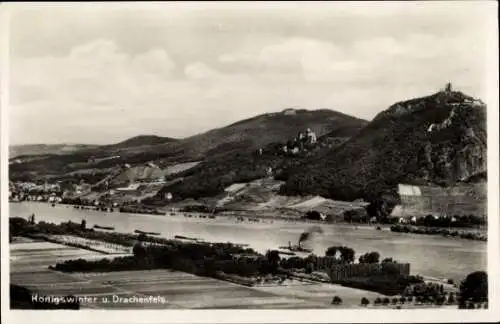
[93,225,115,230]
[134,229,161,236]
[175,235,198,241]
[278,246,313,253]
[277,251,296,256]
[278,241,313,253]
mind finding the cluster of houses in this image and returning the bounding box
[8,181,93,203]
[9,181,63,202]
[328,262,411,282]
[9,191,63,203]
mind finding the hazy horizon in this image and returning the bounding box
[7,2,494,145]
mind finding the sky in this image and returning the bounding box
[6,2,495,145]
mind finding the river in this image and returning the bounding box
[10,202,486,283]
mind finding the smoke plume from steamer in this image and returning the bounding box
[298,225,324,245]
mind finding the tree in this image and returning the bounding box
[382,257,394,263]
[265,250,281,273]
[325,246,355,263]
[361,297,369,306]
[423,214,435,227]
[339,246,355,263]
[359,251,380,264]
[132,241,147,260]
[460,271,488,303]
[382,297,390,305]
[391,297,398,305]
[266,250,281,264]
[331,296,342,305]
[374,297,382,305]
[399,297,406,304]
[325,246,339,257]
[447,292,455,304]
[435,295,446,305]
[80,220,86,230]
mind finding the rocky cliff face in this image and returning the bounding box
[414,94,486,185]
[280,88,487,202]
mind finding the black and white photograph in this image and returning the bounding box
[1,1,498,323]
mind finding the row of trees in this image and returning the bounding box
[390,224,487,241]
[417,214,486,228]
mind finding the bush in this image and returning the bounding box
[447,292,456,304]
[331,296,342,305]
[435,295,446,305]
[374,297,382,305]
[9,217,30,236]
[359,251,380,264]
[361,297,369,306]
[460,271,487,303]
[325,246,355,263]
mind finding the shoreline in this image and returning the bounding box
[18,201,487,242]
[10,215,469,285]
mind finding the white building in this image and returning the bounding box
[306,128,317,144]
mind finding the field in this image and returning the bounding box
[10,237,400,309]
[49,235,132,254]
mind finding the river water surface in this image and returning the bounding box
[10,202,486,283]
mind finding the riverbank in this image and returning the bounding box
[10,201,487,284]
[390,224,487,242]
[59,202,487,241]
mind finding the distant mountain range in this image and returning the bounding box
[10,87,487,212]
[9,108,367,180]
[9,144,100,159]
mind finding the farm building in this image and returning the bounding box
[328,262,410,282]
[392,183,486,218]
